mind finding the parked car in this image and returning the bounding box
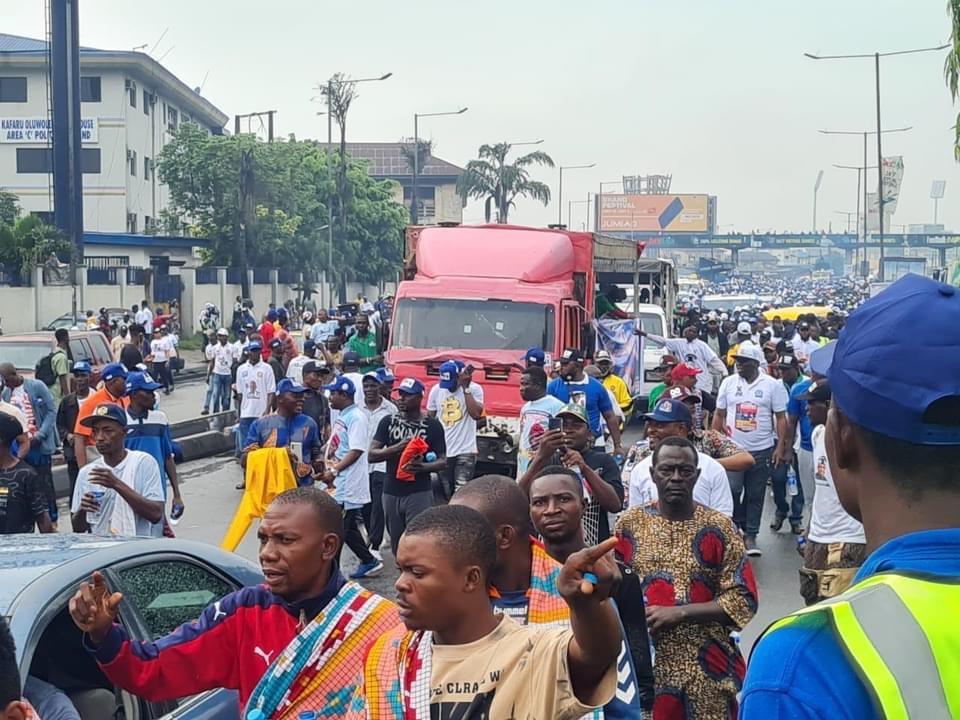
[5,534,263,720]
[0,330,113,383]
[43,308,129,332]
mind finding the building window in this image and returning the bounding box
[0,77,28,102]
[127,213,138,233]
[127,148,137,177]
[16,148,100,174]
[166,106,178,132]
[144,216,154,233]
[80,76,101,103]
[144,156,152,180]
[128,82,137,108]
[143,89,151,115]
[30,211,55,225]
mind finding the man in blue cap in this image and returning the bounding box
[427,359,484,497]
[525,347,546,368]
[267,338,285,384]
[375,367,395,403]
[741,274,960,719]
[234,341,276,488]
[242,378,322,487]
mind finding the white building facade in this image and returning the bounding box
[0,33,228,235]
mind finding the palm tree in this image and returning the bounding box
[948,0,960,159]
[457,143,554,223]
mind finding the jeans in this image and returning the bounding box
[236,417,255,456]
[208,374,232,413]
[383,491,434,554]
[771,455,805,524]
[362,471,385,551]
[736,446,774,537]
[442,453,477,499]
[338,506,375,566]
[31,459,56,522]
[153,361,173,391]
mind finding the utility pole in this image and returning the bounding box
[233,110,277,141]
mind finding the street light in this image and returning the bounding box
[557,163,595,225]
[806,43,946,278]
[819,127,910,278]
[595,180,623,232]
[317,72,392,306]
[412,107,468,224]
[568,198,590,230]
[813,170,824,232]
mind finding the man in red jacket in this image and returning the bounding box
[68,486,398,718]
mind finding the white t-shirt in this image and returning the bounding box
[326,404,370,505]
[135,308,153,334]
[70,450,164,537]
[235,360,277,418]
[206,341,237,376]
[285,354,312,385]
[795,338,822,366]
[654,335,725,394]
[362,398,397,474]
[150,336,174,363]
[628,450,734,517]
[427,383,484,457]
[517,394,566,478]
[808,426,866,544]
[715,372,788,452]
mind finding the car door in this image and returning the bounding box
[108,555,243,720]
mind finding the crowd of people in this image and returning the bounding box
[2,273,959,719]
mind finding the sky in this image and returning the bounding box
[5,0,959,233]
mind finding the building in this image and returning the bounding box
[338,142,464,224]
[0,32,228,239]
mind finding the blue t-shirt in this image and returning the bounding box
[125,409,175,500]
[546,375,612,437]
[740,528,960,719]
[786,377,813,452]
[244,413,321,487]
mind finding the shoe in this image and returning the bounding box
[770,514,786,531]
[201,408,209,416]
[744,536,762,556]
[235,482,246,490]
[370,549,383,562]
[350,560,384,579]
[790,522,804,535]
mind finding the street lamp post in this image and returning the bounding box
[813,170,824,232]
[557,163,595,225]
[596,180,623,232]
[833,162,878,272]
[412,107,468,224]
[806,43,946,279]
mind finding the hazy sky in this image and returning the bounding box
[6,1,959,233]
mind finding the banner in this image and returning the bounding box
[599,194,711,233]
[867,156,904,215]
[593,318,643,395]
[0,117,98,144]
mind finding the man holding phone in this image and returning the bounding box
[517,366,565,479]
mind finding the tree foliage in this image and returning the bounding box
[157,123,406,285]
[457,143,554,223]
[947,0,960,160]
[0,190,71,277]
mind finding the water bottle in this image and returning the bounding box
[786,466,799,497]
[425,451,437,462]
[246,710,266,720]
[797,535,807,556]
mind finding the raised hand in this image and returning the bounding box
[68,570,123,644]
[558,536,621,604]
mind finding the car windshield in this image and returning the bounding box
[0,342,50,370]
[391,298,555,351]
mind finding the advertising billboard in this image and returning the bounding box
[599,194,712,233]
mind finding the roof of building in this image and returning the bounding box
[0,33,228,128]
[335,142,464,179]
[84,231,210,249]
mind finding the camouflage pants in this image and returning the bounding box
[799,539,867,605]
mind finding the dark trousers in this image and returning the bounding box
[338,506,375,565]
[153,361,173,391]
[362,471,385,550]
[67,457,80,504]
[771,455,805,524]
[734,446,774,537]
[33,461,57,522]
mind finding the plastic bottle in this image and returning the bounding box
[425,451,437,462]
[786,466,799,497]
[797,535,807,552]
[246,710,266,720]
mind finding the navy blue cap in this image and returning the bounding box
[324,376,356,396]
[79,402,127,428]
[101,363,128,382]
[644,398,693,425]
[303,339,316,351]
[396,377,425,395]
[266,310,278,321]
[376,367,396,383]
[245,341,263,352]
[342,350,361,366]
[438,360,462,390]
[827,274,960,445]
[269,338,282,349]
[125,371,162,394]
[71,360,92,374]
[525,347,545,366]
[277,378,306,394]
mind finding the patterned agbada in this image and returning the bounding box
[615,505,758,720]
[244,581,399,719]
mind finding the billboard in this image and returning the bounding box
[599,194,712,233]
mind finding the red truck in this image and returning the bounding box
[385,223,670,473]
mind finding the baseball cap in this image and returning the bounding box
[670,362,702,379]
[556,403,588,423]
[277,378,306,394]
[397,377,425,395]
[778,354,800,369]
[362,371,381,384]
[559,347,584,363]
[828,274,960,445]
[246,341,263,352]
[798,321,810,330]
[269,338,282,349]
[101,363,128,382]
[303,339,316,351]
[644,398,693,424]
[525,347,546,366]
[734,341,763,363]
[125,371,162,394]
[657,354,679,369]
[798,379,831,402]
[595,350,613,363]
[302,360,330,375]
[668,386,701,404]
[216,328,229,337]
[0,412,23,445]
[736,321,752,335]
[438,360,462,391]
[809,341,836,377]
[376,368,396,384]
[71,360,92,375]
[323,376,356,396]
[342,350,361,367]
[79,403,127,428]
[266,310,278,321]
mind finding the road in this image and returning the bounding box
[56,403,804,654]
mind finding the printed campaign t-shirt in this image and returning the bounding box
[427,383,484,457]
[546,375,612,438]
[0,461,46,533]
[429,615,615,720]
[71,450,164,537]
[715,372,788,452]
[375,414,447,496]
[235,361,277,419]
[150,336,174,362]
[808,426,865,544]
[517,394,566,478]
[206,341,238,376]
[325,404,369,505]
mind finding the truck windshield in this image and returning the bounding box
[391,298,555,351]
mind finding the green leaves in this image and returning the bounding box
[0,191,71,276]
[949,0,960,160]
[457,143,555,223]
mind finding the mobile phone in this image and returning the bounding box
[548,417,563,432]
[290,441,304,463]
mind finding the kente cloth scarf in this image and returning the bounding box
[488,538,569,627]
[244,581,400,719]
[362,624,432,720]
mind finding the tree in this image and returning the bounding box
[947,0,960,159]
[0,192,71,280]
[457,143,554,223]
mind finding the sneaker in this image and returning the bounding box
[350,560,384,579]
[744,536,762,556]
[790,521,805,535]
[370,549,383,562]
[201,408,209,415]
[769,514,786,532]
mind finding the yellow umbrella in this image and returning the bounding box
[762,305,832,322]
